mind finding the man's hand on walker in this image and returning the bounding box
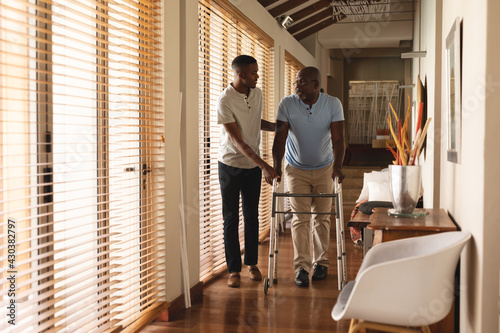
[273,165,282,184]
[262,163,278,185]
[332,166,345,183]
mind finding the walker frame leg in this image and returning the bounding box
[335,179,347,290]
[266,214,276,291]
[264,178,347,294]
[265,181,279,294]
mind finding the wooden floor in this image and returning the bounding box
[142,225,364,333]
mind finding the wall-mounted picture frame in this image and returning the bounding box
[445,17,462,163]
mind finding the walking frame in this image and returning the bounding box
[263,177,347,294]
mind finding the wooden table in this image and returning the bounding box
[347,210,372,228]
[347,207,458,333]
[367,208,457,245]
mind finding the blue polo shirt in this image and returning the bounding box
[277,93,344,170]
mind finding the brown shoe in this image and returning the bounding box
[248,265,262,281]
[227,272,240,288]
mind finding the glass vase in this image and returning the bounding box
[389,165,422,214]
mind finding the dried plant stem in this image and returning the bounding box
[403,95,411,141]
[387,114,407,165]
[386,143,398,162]
[389,102,399,123]
[389,98,413,165]
[414,117,433,164]
[409,129,422,165]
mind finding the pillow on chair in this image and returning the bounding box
[356,169,389,203]
[367,181,391,202]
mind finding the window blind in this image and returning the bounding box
[284,51,303,97]
[282,51,303,212]
[0,0,165,332]
[198,0,274,283]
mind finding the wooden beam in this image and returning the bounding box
[269,0,309,18]
[287,8,331,34]
[293,13,346,40]
[257,0,280,8]
[290,0,331,22]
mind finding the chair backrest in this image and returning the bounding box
[335,231,471,327]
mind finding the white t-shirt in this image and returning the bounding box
[217,84,263,169]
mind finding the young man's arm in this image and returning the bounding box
[261,119,275,132]
[330,121,345,183]
[223,122,277,185]
[272,120,289,181]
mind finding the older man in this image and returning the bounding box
[272,67,345,287]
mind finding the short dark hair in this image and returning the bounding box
[231,55,257,71]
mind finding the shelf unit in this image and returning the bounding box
[347,80,400,145]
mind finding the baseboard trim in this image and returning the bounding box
[154,281,203,322]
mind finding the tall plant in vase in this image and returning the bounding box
[386,97,432,214]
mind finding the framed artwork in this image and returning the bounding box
[445,17,462,163]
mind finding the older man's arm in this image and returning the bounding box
[331,121,345,182]
[272,120,289,182]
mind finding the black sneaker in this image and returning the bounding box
[295,269,309,287]
[312,264,328,281]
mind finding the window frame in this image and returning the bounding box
[0,1,166,331]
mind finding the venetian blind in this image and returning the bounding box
[282,51,303,212]
[284,50,303,97]
[198,0,275,283]
[0,0,165,332]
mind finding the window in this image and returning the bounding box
[0,1,165,332]
[284,50,303,97]
[348,81,400,144]
[198,0,274,283]
[282,51,303,211]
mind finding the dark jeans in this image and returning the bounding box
[218,161,262,273]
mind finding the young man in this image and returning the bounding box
[272,67,345,287]
[217,55,277,288]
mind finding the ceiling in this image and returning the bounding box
[256,0,415,48]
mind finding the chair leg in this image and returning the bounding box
[350,320,423,333]
[348,319,368,333]
[348,319,358,333]
[421,325,431,333]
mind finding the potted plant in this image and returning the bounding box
[386,98,432,214]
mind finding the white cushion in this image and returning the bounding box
[367,181,392,202]
[356,169,389,203]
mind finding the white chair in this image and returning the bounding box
[331,231,471,333]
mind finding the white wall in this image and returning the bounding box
[181,0,202,290]
[440,0,486,331]
[484,0,500,331]
[321,46,331,92]
[413,0,442,209]
[436,0,499,332]
[415,0,500,331]
[162,0,203,302]
[164,0,183,302]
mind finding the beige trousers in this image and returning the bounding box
[285,163,334,273]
